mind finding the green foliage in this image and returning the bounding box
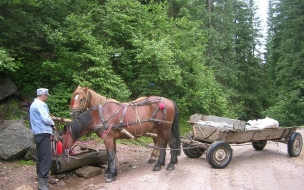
[262,91,304,126]
[0,48,21,72]
[1,0,302,127]
[264,0,304,126]
[19,159,35,166]
[46,83,71,118]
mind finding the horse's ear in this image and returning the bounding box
[83,87,88,93]
[77,85,82,89]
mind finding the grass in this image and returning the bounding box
[19,159,35,166]
[0,98,29,120]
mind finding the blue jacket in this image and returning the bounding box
[30,98,54,135]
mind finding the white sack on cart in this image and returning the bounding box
[245,117,279,130]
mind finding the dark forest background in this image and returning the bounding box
[1,0,303,127]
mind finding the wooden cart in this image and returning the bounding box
[181,114,303,168]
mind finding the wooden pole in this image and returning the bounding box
[51,116,72,123]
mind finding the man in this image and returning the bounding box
[30,88,55,190]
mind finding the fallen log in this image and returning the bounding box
[51,151,107,174]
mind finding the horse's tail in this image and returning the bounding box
[171,100,181,156]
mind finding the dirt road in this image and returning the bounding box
[1,129,303,190]
[54,129,304,190]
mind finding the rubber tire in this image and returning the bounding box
[206,141,232,169]
[252,140,267,150]
[182,132,204,158]
[288,132,303,157]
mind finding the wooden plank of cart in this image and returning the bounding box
[181,114,303,168]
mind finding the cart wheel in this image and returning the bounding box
[182,132,205,158]
[206,141,232,169]
[252,140,267,150]
[288,132,303,157]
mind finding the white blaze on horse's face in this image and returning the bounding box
[75,94,79,100]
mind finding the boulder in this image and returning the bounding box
[0,73,18,101]
[0,120,34,160]
[24,144,37,160]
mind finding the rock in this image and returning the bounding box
[53,173,66,179]
[56,180,65,187]
[0,120,34,160]
[14,184,34,190]
[24,144,36,160]
[0,73,18,101]
[75,166,102,179]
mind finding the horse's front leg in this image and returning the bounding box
[149,135,160,164]
[104,139,117,183]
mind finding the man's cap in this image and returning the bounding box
[37,88,50,96]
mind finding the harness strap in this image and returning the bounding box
[92,123,103,132]
[135,97,161,106]
[98,97,171,135]
[103,118,173,129]
[119,103,129,124]
[151,97,166,120]
[85,90,91,110]
[98,104,104,123]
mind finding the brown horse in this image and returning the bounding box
[69,86,160,163]
[62,96,180,183]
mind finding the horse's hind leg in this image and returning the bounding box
[153,136,166,171]
[166,137,179,171]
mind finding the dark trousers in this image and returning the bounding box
[34,133,52,178]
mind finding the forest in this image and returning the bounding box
[0,0,303,127]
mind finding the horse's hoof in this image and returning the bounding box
[166,163,175,171]
[105,178,113,183]
[153,166,161,171]
[166,166,175,171]
[105,177,115,183]
[148,159,156,164]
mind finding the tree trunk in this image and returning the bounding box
[51,151,107,174]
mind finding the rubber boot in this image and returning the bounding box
[38,176,49,190]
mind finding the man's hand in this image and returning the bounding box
[51,125,57,130]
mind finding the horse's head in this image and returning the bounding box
[63,107,104,154]
[70,86,89,118]
[61,124,76,154]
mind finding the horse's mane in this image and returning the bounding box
[87,88,119,105]
[70,109,93,140]
[87,88,108,105]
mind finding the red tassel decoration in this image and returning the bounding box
[56,141,63,155]
[159,102,165,109]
